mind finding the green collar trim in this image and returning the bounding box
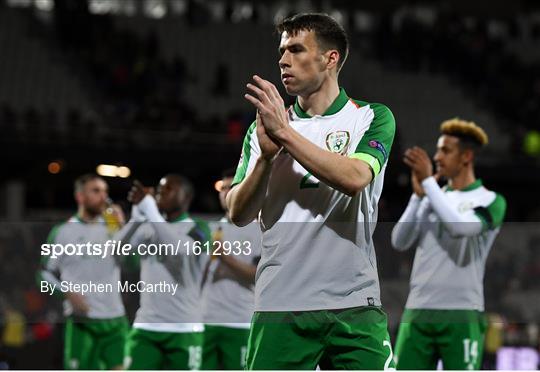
[169,212,189,223]
[447,179,483,192]
[293,88,349,119]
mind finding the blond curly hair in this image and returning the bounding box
[440,118,489,147]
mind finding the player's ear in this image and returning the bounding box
[462,148,474,165]
[74,191,83,205]
[325,49,340,71]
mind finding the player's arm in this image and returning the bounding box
[391,195,427,251]
[227,114,281,226]
[111,205,146,242]
[212,223,260,283]
[422,177,506,237]
[38,224,67,299]
[134,194,206,281]
[404,146,492,237]
[227,157,272,226]
[127,182,189,254]
[137,194,185,244]
[392,172,434,250]
[245,76,395,196]
[220,255,257,283]
[110,205,148,269]
[38,225,89,314]
[280,102,395,196]
[136,193,213,264]
[422,177,482,237]
[38,259,63,298]
[274,128,373,196]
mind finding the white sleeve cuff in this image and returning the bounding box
[138,195,165,222]
[421,176,440,195]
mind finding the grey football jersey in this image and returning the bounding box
[130,215,210,332]
[395,181,506,310]
[42,216,125,319]
[202,218,261,326]
[233,90,396,311]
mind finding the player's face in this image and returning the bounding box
[78,179,108,216]
[156,177,185,213]
[219,177,233,211]
[433,135,467,178]
[278,30,329,96]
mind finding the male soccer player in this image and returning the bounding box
[123,174,211,370]
[40,174,128,370]
[227,13,396,369]
[391,118,507,369]
[201,168,260,370]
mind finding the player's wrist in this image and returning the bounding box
[410,194,422,202]
[219,253,234,265]
[271,124,291,143]
[257,155,276,166]
[138,194,156,211]
[138,195,163,222]
[421,176,439,196]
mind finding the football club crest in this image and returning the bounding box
[325,131,351,154]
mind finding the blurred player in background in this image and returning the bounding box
[391,119,507,369]
[227,13,396,369]
[122,174,211,370]
[200,168,260,370]
[39,174,128,370]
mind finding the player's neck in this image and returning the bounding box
[297,79,340,117]
[77,207,100,223]
[448,167,476,191]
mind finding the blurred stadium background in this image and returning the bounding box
[0,0,539,369]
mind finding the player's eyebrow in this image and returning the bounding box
[278,43,305,55]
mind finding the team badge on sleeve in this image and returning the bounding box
[326,131,351,154]
[368,140,388,162]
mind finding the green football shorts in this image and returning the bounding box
[394,309,487,370]
[125,327,204,370]
[245,306,395,370]
[64,316,128,370]
[201,325,250,370]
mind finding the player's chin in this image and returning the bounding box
[91,206,106,216]
[282,83,299,96]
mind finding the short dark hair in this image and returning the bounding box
[276,13,349,71]
[74,174,103,193]
[222,167,236,179]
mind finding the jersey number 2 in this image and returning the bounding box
[300,172,319,189]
